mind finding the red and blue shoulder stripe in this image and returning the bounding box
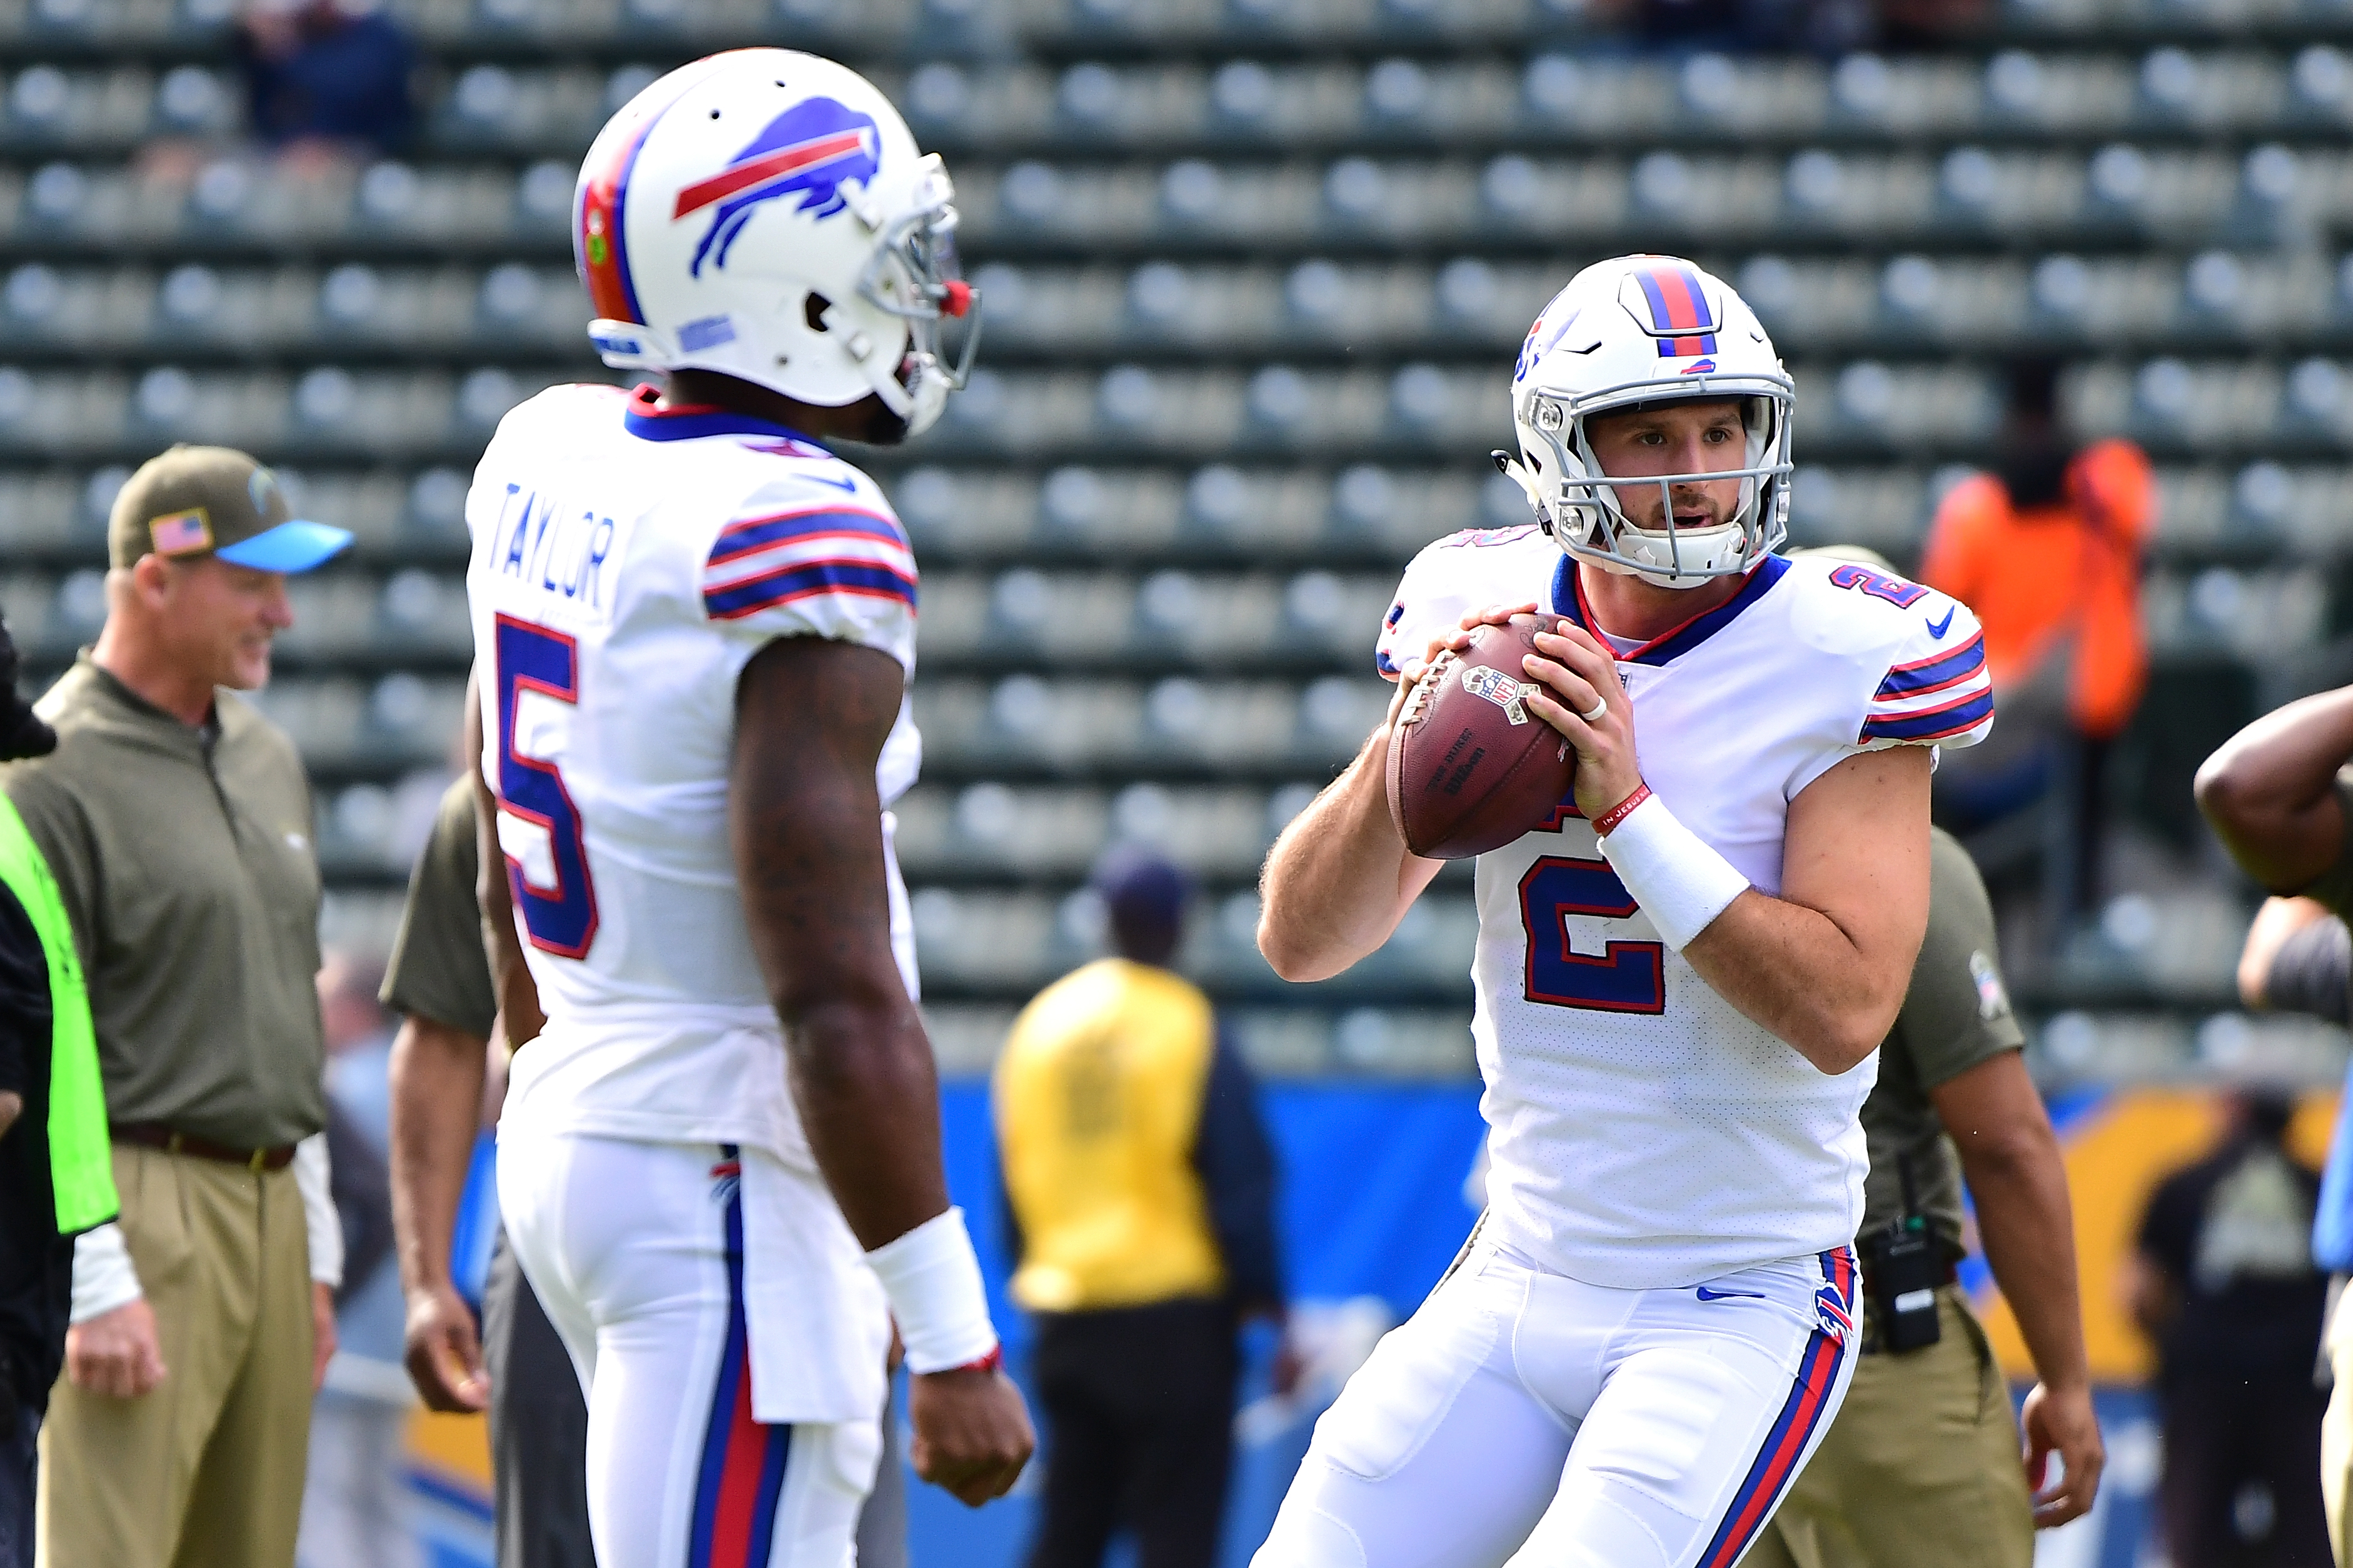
[702,504,917,622]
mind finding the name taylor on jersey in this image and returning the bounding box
[480,480,630,623]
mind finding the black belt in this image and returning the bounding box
[111,1122,296,1172]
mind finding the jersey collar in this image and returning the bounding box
[1548,552,1791,667]
[621,383,832,452]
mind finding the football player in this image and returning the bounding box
[463,51,1030,1567]
[1252,255,1993,1568]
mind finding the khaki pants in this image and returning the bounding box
[37,1142,315,1568]
[1744,1287,2033,1568]
[2324,1280,2353,1565]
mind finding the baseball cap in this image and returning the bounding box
[1089,845,1192,930]
[108,445,353,574]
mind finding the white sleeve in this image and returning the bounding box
[700,499,918,673]
[69,1220,143,1324]
[1855,593,1992,754]
[1373,533,1492,681]
[295,1133,343,1290]
[1788,588,1993,800]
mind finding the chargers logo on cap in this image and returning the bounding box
[676,98,881,277]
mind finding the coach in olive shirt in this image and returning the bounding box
[1750,829,2104,1568]
[9,445,353,1568]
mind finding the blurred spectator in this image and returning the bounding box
[0,613,104,1568]
[234,0,416,160]
[2235,897,2353,1568]
[15,446,351,1568]
[1920,357,2154,927]
[1581,0,1977,55]
[298,952,408,1568]
[2201,684,2353,1562]
[386,773,597,1568]
[994,850,1294,1568]
[2125,1089,2330,1568]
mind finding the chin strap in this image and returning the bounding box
[824,303,949,438]
[588,318,680,369]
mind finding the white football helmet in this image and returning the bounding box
[1494,255,1793,589]
[573,49,976,438]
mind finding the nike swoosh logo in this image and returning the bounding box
[805,473,859,495]
[1695,1286,1766,1302]
[1925,606,1955,639]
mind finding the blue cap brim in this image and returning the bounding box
[214,519,353,573]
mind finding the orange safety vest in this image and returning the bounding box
[1918,439,2154,743]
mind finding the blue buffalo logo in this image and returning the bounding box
[1679,357,1717,375]
[673,97,880,277]
[1813,1284,1853,1344]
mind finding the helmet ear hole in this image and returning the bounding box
[805,292,832,333]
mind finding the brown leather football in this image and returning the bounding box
[1384,615,1579,860]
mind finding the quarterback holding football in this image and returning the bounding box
[1254,255,1993,1568]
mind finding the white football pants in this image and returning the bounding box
[498,1133,883,1568]
[1254,1234,1858,1568]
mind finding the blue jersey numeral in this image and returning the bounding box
[493,614,599,958]
[1826,561,1929,609]
[1517,857,1666,1013]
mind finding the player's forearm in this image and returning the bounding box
[389,1017,489,1295]
[785,995,954,1249]
[1962,1128,2092,1394]
[2196,685,2353,890]
[1259,734,1433,983]
[1683,893,1909,1073]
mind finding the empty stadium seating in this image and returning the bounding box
[5,0,2346,1074]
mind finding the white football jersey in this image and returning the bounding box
[1376,529,1992,1289]
[465,381,923,1165]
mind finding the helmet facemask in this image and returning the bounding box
[847,154,981,438]
[1506,373,1795,590]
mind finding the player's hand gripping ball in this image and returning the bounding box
[1386,615,1579,860]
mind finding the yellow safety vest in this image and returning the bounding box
[993,959,1227,1314]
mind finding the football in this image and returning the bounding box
[1385,616,1580,860]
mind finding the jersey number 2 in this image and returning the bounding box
[495,615,599,958]
[1518,857,1665,1013]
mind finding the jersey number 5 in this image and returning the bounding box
[494,615,599,958]
[1518,857,1665,1013]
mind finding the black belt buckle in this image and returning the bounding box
[1861,1220,1943,1354]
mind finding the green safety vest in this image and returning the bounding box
[0,795,116,1234]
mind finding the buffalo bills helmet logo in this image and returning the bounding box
[674,96,882,278]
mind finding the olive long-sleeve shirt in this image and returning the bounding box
[3,655,327,1150]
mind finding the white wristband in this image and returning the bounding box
[1597,793,1751,953]
[69,1221,143,1325]
[294,1132,343,1290]
[864,1207,999,1375]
